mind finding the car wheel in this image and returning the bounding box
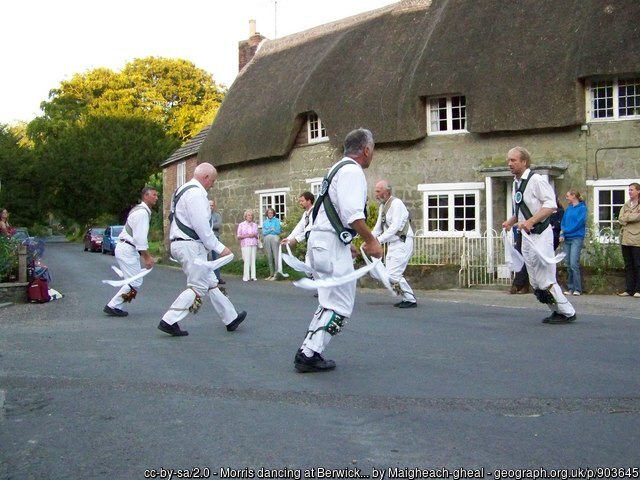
[84,243,88,252]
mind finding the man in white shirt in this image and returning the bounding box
[103,186,158,317]
[372,180,417,308]
[281,191,314,254]
[159,163,246,336]
[501,146,576,324]
[294,129,382,373]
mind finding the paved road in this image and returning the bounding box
[1,242,639,479]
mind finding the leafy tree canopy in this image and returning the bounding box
[22,56,223,226]
[32,57,225,142]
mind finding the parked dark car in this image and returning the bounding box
[101,225,124,255]
[83,227,105,252]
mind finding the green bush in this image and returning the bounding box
[0,237,19,282]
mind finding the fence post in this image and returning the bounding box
[18,244,27,283]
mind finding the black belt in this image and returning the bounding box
[120,239,136,248]
[171,238,194,242]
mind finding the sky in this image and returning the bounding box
[0,0,397,125]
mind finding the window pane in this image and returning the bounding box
[618,78,640,117]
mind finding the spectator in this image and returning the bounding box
[617,182,640,297]
[237,209,259,282]
[560,189,587,296]
[0,208,16,237]
[261,207,281,280]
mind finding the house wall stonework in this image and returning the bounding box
[211,121,639,258]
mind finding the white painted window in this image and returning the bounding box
[427,95,467,134]
[586,179,636,236]
[417,182,484,236]
[587,77,640,122]
[307,113,328,143]
[256,187,290,223]
[305,177,323,198]
[177,161,186,187]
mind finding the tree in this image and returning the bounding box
[0,124,43,226]
[26,56,223,226]
[37,116,179,226]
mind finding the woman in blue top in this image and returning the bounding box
[261,207,281,280]
[560,189,588,295]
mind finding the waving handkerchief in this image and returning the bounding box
[276,245,290,278]
[520,230,566,264]
[360,246,396,295]
[102,268,152,287]
[502,229,525,273]
[282,244,314,275]
[292,259,380,290]
[194,253,235,271]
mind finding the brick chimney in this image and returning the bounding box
[238,19,267,72]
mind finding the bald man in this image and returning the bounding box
[159,163,247,336]
[372,180,417,308]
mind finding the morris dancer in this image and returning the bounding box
[159,163,246,336]
[501,147,576,324]
[372,180,417,308]
[103,186,158,317]
[293,129,382,373]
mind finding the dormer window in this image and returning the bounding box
[307,113,328,143]
[587,77,640,122]
[427,95,467,135]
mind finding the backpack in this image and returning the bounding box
[28,277,50,303]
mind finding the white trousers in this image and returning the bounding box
[241,245,257,281]
[521,227,575,317]
[385,237,415,302]
[301,231,355,354]
[107,242,143,310]
[162,241,238,326]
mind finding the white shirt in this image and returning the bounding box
[373,197,413,244]
[287,209,313,243]
[513,168,556,222]
[119,202,151,251]
[311,158,367,233]
[169,178,225,254]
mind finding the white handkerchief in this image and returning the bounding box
[292,259,380,290]
[194,253,235,271]
[103,268,152,287]
[276,245,290,278]
[502,230,525,272]
[282,245,314,275]
[360,246,396,295]
[520,231,566,264]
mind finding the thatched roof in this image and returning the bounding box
[199,0,640,167]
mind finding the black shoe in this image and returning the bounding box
[548,313,577,324]
[104,305,128,317]
[542,311,563,323]
[294,351,336,373]
[226,311,247,332]
[157,320,189,336]
[396,301,417,309]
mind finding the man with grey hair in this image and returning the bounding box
[372,179,417,308]
[502,146,576,324]
[294,128,383,373]
[159,162,247,336]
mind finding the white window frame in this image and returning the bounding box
[255,187,290,225]
[176,161,186,187]
[305,177,323,198]
[307,112,328,143]
[427,95,468,135]
[586,77,640,122]
[586,179,635,241]
[417,182,484,237]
